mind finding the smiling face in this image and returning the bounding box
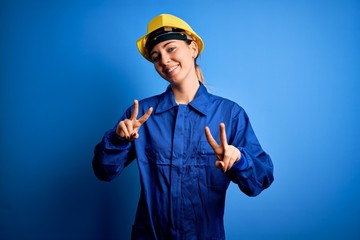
[149,39,199,85]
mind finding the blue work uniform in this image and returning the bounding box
[92,83,274,240]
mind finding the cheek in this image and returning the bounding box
[154,65,168,79]
[154,65,162,74]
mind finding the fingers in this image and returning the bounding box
[131,99,153,126]
[204,126,219,151]
[116,100,153,141]
[205,126,226,172]
[222,146,240,172]
[219,123,228,149]
[215,160,224,170]
[205,123,240,173]
[130,100,139,121]
[137,107,153,125]
[124,119,134,137]
[117,120,130,139]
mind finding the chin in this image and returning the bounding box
[169,79,183,85]
[164,76,178,83]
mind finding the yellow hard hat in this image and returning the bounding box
[137,14,204,61]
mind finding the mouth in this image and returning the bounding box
[164,64,179,74]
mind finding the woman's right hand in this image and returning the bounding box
[116,100,153,141]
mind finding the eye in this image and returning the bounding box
[167,47,176,53]
[151,54,160,63]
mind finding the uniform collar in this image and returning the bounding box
[155,82,210,115]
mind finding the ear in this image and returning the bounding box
[189,41,199,59]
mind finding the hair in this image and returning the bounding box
[186,39,205,84]
[195,63,204,84]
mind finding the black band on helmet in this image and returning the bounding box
[146,31,188,54]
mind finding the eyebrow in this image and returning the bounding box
[150,41,177,57]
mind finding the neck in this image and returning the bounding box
[171,79,200,104]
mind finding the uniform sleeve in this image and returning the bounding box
[225,108,274,196]
[92,108,136,182]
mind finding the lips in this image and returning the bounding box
[165,64,179,74]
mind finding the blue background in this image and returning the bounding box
[1,0,360,239]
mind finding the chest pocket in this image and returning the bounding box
[197,141,214,157]
[196,141,229,190]
[145,143,172,165]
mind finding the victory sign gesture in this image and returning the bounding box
[116,100,153,141]
[205,123,241,173]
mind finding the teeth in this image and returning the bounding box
[167,65,178,73]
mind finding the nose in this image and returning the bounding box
[160,53,170,65]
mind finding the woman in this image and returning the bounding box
[92,13,274,239]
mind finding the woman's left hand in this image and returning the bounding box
[204,123,241,173]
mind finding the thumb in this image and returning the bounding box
[215,160,224,169]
